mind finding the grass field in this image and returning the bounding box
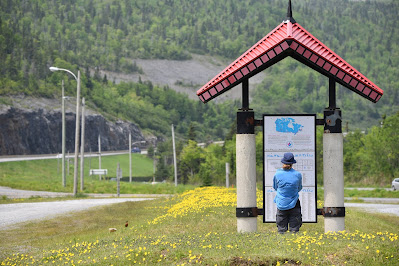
[0,187,398,265]
[1,155,399,198]
[0,154,198,195]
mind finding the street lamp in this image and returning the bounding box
[61,80,66,187]
[61,85,73,188]
[50,66,81,196]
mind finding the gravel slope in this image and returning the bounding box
[93,54,266,101]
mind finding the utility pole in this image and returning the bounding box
[117,163,121,197]
[89,148,92,170]
[80,97,86,191]
[67,151,70,176]
[172,124,177,187]
[72,71,81,196]
[98,134,102,180]
[226,162,230,188]
[61,80,66,187]
[153,147,156,183]
[129,133,132,183]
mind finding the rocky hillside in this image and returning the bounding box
[0,96,149,155]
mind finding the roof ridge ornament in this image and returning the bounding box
[284,0,296,24]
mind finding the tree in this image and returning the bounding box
[198,143,232,186]
[179,140,203,184]
[147,145,155,159]
[368,112,399,179]
[154,156,170,181]
[343,130,366,182]
[187,123,197,141]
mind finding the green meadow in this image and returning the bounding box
[0,187,398,265]
[1,154,398,200]
[0,154,194,195]
[0,157,398,264]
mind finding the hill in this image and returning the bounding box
[1,0,398,137]
[90,53,266,101]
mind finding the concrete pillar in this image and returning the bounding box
[323,108,345,232]
[236,111,257,233]
[323,133,345,232]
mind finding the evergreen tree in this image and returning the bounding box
[187,123,196,141]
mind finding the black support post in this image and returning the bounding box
[241,78,250,111]
[325,77,342,133]
[328,77,336,109]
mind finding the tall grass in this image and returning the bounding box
[0,187,398,265]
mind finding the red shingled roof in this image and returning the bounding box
[197,20,383,103]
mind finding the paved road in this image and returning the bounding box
[345,202,399,217]
[0,151,130,163]
[0,187,398,230]
[0,150,149,163]
[0,186,170,199]
[0,186,73,198]
[0,186,170,230]
[0,198,154,230]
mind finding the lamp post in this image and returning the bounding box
[80,97,86,191]
[50,66,81,196]
[62,84,73,188]
[62,80,66,187]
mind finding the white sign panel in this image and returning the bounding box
[263,115,317,223]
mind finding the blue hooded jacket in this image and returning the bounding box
[273,168,302,210]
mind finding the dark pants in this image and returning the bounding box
[276,200,302,233]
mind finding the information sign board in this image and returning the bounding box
[263,114,317,223]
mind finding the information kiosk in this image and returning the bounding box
[263,114,316,223]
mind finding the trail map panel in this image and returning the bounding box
[263,114,317,223]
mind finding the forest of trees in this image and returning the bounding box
[1,0,398,186]
[156,111,399,187]
[1,0,398,128]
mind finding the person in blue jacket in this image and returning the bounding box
[273,152,303,233]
